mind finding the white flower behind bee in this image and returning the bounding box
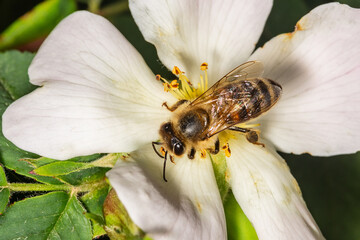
[2,1,360,240]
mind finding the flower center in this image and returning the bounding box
[157,63,241,158]
[156,62,209,101]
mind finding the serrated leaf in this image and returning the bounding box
[25,154,105,169]
[224,191,258,240]
[0,0,77,50]
[0,165,9,214]
[81,184,109,238]
[0,192,92,240]
[81,185,109,217]
[58,167,109,185]
[34,161,91,176]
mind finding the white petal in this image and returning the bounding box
[250,3,360,155]
[107,145,226,240]
[227,136,324,240]
[129,0,272,85]
[2,11,174,160]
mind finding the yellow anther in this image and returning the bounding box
[200,149,207,158]
[222,143,231,157]
[200,62,208,71]
[163,83,171,92]
[170,80,180,89]
[172,66,182,75]
[159,62,210,100]
[160,147,166,156]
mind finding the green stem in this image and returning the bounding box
[3,183,72,192]
[2,179,107,193]
[88,0,102,13]
[99,1,129,16]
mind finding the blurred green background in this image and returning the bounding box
[0,0,359,239]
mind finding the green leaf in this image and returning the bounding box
[24,154,109,185]
[81,184,109,218]
[224,191,258,240]
[0,192,92,240]
[0,165,9,214]
[0,0,77,50]
[58,167,109,185]
[81,185,109,238]
[33,161,91,176]
[25,154,104,169]
[0,50,36,99]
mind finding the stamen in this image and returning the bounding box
[170,80,179,89]
[158,63,211,101]
[163,83,171,92]
[200,62,209,92]
[200,62,208,71]
[172,66,182,75]
[200,149,207,158]
[155,74,161,81]
[222,143,231,157]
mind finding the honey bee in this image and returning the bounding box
[152,61,282,181]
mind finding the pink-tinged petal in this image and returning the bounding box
[227,136,324,240]
[107,145,226,240]
[250,3,360,156]
[2,11,174,160]
[129,0,273,85]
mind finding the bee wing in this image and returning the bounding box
[190,61,264,106]
[189,61,281,139]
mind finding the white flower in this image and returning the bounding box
[3,1,360,239]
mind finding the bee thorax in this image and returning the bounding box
[178,109,209,139]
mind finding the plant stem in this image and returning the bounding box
[2,179,107,193]
[99,1,129,16]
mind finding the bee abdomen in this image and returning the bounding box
[237,78,282,121]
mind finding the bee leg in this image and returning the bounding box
[228,126,265,147]
[162,99,188,112]
[245,130,265,148]
[209,138,220,155]
[163,151,168,182]
[152,141,165,158]
[169,155,175,164]
[188,147,196,159]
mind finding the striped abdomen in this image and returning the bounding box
[220,78,282,124]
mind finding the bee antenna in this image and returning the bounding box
[152,141,164,158]
[163,151,168,182]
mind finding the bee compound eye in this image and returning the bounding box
[163,122,172,132]
[173,142,184,156]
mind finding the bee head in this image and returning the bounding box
[160,122,185,156]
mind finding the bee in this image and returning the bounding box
[152,61,282,181]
